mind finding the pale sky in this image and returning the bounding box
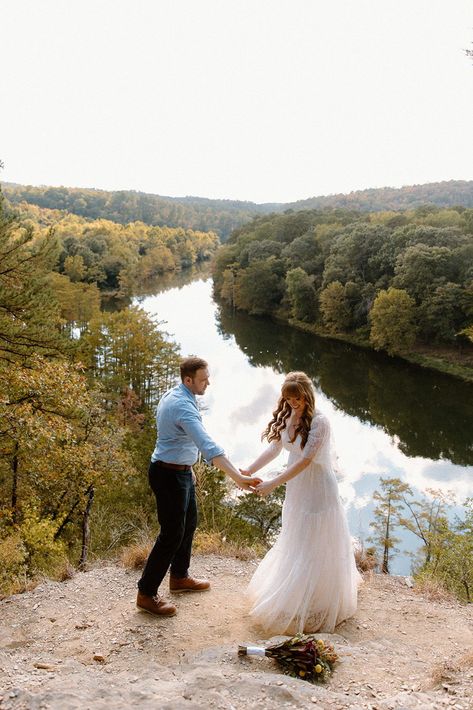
[2,0,473,203]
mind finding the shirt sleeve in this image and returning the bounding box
[178,406,224,463]
[302,413,330,460]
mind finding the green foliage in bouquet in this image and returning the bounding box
[238,634,338,682]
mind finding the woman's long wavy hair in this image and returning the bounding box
[262,371,315,449]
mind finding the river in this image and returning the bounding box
[135,266,473,574]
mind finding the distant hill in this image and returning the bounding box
[284,180,473,212]
[3,179,473,240]
[1,183,277,241]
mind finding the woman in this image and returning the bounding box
[244,371,360,634]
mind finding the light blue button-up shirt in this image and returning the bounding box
[151,383,225,465]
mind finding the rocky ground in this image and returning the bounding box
[0,555,472,709]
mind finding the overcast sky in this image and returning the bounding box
[1,0,473,203]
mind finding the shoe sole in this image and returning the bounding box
[169,587,211,594]
[136,604,176,617]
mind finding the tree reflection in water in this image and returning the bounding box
[216,305,473,467]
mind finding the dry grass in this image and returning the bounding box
[57,561,76,582]
[119,541,153,570]
[118,530,265,570]
[193,530,264,561]
[354,545,378,574]
[458,650,473,669]
[413,577,457,604]
[429,650,473,690]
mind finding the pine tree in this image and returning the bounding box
[368,477,409,573]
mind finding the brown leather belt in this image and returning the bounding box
[155,460,192,471]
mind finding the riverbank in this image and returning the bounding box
[285,317,473,384]
[1,555,472,710]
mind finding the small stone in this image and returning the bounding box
[93,654,106,663]
[33,662,56,671]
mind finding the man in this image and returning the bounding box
[137,356,259,617]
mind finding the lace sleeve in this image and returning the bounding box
[255,438,283,468]
[302,413,330,460]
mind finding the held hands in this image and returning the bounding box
[253,479,278,497]
[239,467,280,497]
[237,472,262,492]
[239,467,275,495]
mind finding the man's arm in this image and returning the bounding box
[212,455,261,491]
[179,408,260,490]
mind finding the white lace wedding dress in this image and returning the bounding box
[247,410,361,634]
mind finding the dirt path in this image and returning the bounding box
[0,555,472,709]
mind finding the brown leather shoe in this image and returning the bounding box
[169,575,210,593]
[136,591,177,616]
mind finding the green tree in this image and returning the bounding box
[48,272,101,336]
[368,477,409,574]
[415,498,473,602]
[393,244,459,301]
[397,487,452,566]
[0,198,64,362]
[418,283,466,342]
[235,258,284,315]
[64,254,86,282]
[285,267,316,322]
[234,487,285,543]
[319,281,350,333]
[0,355,136,584]
[369,288,417,355]
[81,306,180,406]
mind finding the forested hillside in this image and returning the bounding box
[213,206,473,373]
[3,184,276,240]
[5,179,473,241]
[7,200,219,297]
[285,180,473,212]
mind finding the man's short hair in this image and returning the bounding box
[180,357,208,381]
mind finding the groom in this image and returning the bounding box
[137,356,259,617]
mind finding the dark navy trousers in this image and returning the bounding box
[138,461,197,597]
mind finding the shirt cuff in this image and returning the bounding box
[201,444,225,464]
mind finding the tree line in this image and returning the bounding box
[5,179,473,242]
[7,199,219,298]
[213,206,473,364]
[3,184,274,241]
[285,179,473,212]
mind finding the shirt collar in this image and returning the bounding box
[178,382,197,402]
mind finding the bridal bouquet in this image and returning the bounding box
[238,634,338,682]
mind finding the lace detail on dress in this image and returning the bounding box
[303,412,330,460]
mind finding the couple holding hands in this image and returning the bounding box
[137,357,360,634]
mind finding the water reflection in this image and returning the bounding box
[216,306,473,467]
[101,261,213,312]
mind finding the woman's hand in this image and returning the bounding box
[254,479,279,497]
[239,467,253,477]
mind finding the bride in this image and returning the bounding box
[243,371,360,634]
